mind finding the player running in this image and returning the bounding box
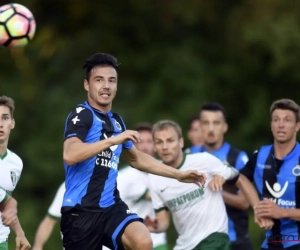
[145,120,273,250]
[237,99,300,250]
[197,102,252,250]
[0,96,30,250]
[61,53,205,250]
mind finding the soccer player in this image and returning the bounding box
[145,120,273,250]
[61,53,205,250]
[184,114,203,153]
[236,99,300,250]
[198,102,252,250]
[0,96,30,250]
[117,123,167,250]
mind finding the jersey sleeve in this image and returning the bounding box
[206,153,239,181]
[47,182,65,219]
[118,115,133,150]
[64,107,93,142]
[148,176,167,213]
[235,151,249,171]
[0,188,8,205]
[118,169,148,202]
[238,152,257,182]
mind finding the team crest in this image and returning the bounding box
[292,165,300,177]
[10,171,17,186]
[115,120,122,131]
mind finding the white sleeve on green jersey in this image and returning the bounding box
[205,153,239,180]
[0,188,8,205]
[148,175,166,212]
[47,182,65,219]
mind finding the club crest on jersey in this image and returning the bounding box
[115,120,122,131]
[292,165,300,177]
[10,171,17,186]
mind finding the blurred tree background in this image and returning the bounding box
[1,0,300,249]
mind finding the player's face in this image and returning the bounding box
[200,111,227,147]
[0,106,15,143]
[84,66,117,111]
[153,127,184,166]
[271,109,300,143]
[135,131,154,156]
[187,120,203,146]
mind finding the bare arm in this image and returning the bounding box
[144,210,170,233]
[235,174,260,208]
[122,147,180,179]
[222,190,250,210]
[63,137,115,166]
[32,216,57,250]
[0,196,18,226]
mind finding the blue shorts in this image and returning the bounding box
[61,201,142,250]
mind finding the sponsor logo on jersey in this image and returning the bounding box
[265,181,295,207]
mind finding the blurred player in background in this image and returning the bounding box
[240,99,300,250]
[32,182,65,250]
[0,96,30,250]
[61,53,205,250]
[184,114,203,153]
[32,182,110,250]
[117,123,167,250]
[198,102,252,250]
[145,120,271,250]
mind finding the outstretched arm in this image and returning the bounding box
[144,210,170,233]
[122,146,206,185]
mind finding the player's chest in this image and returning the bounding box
[0,161,18,192]
[159,180,205,211]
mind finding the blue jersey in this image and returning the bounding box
[240,143,300,249]
[198,142,250,244]
[185,145,202,154]
[62,101,133,212]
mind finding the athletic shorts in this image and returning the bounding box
[0,241,8,250]
[60,201,142,250]
[231,239,252,250]
[262,244,300,250]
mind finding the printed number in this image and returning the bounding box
[100,158,117,169]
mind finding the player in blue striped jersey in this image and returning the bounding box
[238,99,300,250]
[60,53,206,250]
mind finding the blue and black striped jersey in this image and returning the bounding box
[62,101,133,212]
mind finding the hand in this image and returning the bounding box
[209,175,225,191]
[177,170,206,187]
[1,207,17,226]
[254,198,285,219]
[144,216,158,232]
[254,215,274,230]
[108,130,141,144]
[16,234,31,250]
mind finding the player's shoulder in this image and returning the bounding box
[57,182,66,194]
[185,152,211,162]
[68,103,93,117]
[7,149,23,169]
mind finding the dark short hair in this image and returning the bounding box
[188,114,199,130]
[199,102,227,121]
[152,120,182,139]
[0,96,15,117]
[270,99,300,122]
[83,53,120,80]
[134,122,152,133]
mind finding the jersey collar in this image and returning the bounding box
[0,150,8,160]
[85,101,113,117]
[271,142,299,161]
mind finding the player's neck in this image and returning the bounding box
[171,151,184,169]
[87,100,112,113]
[273,139,297,160]
[0,142,8,156]
[203,140,224,151]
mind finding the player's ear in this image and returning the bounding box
[296,121,300,132]
[10,118,15,130]
[223,122,228,133]
[179,137,184,149]
[84,79,89,92]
